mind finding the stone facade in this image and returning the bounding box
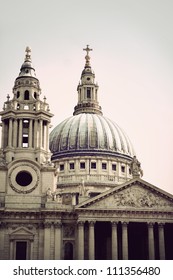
[0,46,173,260]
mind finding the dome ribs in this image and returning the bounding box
[49,114,135,159]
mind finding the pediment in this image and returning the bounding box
[76,178,173,211]
[10,227,34,240]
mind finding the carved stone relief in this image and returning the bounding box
[87,185,173,209]
[63,225,75,238]
[113,187,173,208]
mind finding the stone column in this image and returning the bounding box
[34,119,38,148]
[88,221,95,260]
[10,240,14,260]
[39,119,43,148]
[148,222,155,260]
[29,119,33,148]
[111,221,118,260]
[46,122,49,151]
[54,222,62,260]
[38,223,44,260]
[13,119,18,148]
[1,123,5,149]
[122,222,128,260]
[44,222,51,260]
[0,224,5,260]
[18,119,23,147]
[30,240,34,260]
[78,221,85,260]
[8,118,13,147]
[158,223,165,260]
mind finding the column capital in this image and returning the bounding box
[37,223,44,229]
[122,221,128,227]
[0,222,8,229]
[54,222,62,228]
[44,222,52,228]
[158,222,165,228]
[148,222,154,228]
[77,221,85,226]
[88,220,96,226]
[111,221,118,227]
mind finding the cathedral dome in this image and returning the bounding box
[50,113,135,160]
[50,46,135,161]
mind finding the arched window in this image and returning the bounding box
[64,242,73,260]
[24,90,29,100]
[17,91,20,98]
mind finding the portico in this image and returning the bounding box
[76,219,173,260]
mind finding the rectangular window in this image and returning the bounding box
[60,164,64,171]
[80,162,85,169]
[22,134,28,147]
[102,163,107,170]
[69,163,74,170]
[91,162,96,169]
[121,166,125,173]
[23,119,29,128]
[112,164,116,171]
[87,88,91,98]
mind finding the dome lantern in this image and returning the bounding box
[73,45,102,116]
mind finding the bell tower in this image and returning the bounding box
[0,47,56,208]
[0,47,53,164]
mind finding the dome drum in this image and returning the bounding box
[55,155,133,192]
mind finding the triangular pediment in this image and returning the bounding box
[10,227,34,237]
[76,178,173,211]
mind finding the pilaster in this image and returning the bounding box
[44,222,51,260]
[54,222,62,260]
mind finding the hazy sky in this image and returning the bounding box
[0,0,173,194]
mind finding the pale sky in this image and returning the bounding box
[0,0,173,194]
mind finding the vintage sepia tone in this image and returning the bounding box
[0,46,173,260]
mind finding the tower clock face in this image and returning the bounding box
[9,164,39,194]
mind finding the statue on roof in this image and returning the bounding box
[130,156,143,178]
[79,178,88,196]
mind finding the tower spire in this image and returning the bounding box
[25,46,32,62]
[83,45,92,67]
[73,45,102,116]
[0,47,53,164]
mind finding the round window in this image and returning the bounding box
[16,171,32,186]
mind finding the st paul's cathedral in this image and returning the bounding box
[0,46,173,260]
